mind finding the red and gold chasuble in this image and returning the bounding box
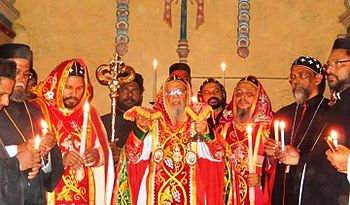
[32,59,111,205]
[112,77,225,205]
[220,123,269,205]
[219,77,273,205]
[147,120,198,205]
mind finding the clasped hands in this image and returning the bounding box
[264,138,300,165]
[62,148,99,170]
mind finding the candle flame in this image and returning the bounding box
[274,120,279,127]
[191,95,198,103]
[34,135,41,150]
[279,121,285,129]
[246,124,253,134]
[83,100,90,112]
[153,59,158,70]
[330,130,337,139]
[221,62,226,72]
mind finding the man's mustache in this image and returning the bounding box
[15,82,26,89]
[64,97,79,102]
[208,96,220,103]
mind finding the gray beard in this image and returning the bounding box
[293,85,309,105]
[171,107,185,122]
[10,89,28,102]
[236,107,250,122]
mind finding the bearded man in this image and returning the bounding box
[0,44,64,205]
[32,59,113,205]
[101,72,144,166]
[219,75,273,205]
[0,58,42,204]
[264,56,329,205]
[111,75,226,205]
[198,78,227,127]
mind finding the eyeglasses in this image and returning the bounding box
[324,59,350,70]
[289,72,314,82]
[165,89,186,97]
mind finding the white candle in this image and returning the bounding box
[152,58,158,101]
[330,130,338,148]
[221,62,226,87]
[280,121,285,151]
[246,124,255,205]
[80,100,90,155]
[34,135,41,150]
[274,120,279,142]
[41,119,48,135]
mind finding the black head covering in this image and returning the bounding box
[133,72,144,91]
[168,62,191,75]
[0,43,32,62]
[238,75,260,87]
[291,56,323,74]
[332,37,350,50]
[0,58,16,79]
[68,61,85,77]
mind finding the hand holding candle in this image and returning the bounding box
[325,130,338,153]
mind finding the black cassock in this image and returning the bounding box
[0,150,23,205]
[0,101,64,205]
[101,107,138,148]
[299,88,350,205]
[270,94,330,205]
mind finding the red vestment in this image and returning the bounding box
[32,59,113,205]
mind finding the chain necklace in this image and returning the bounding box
[4,101,35,142]
[290,97,324,149]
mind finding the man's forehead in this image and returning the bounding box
[65,76,84,84]
[235,82,257,91]
[291,65,314,74]
[120,81,140,89]
[202,82,220,90]
[165,80,186,89]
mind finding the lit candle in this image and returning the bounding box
[41,119,48,135]
[331,130,338,148]
[80,100,90,155]
[221,62,226,87]
[274,120,279,142]
[280,121,285,151]
[152,58,158,101]
[246,124,255,204]
[34,135,41,150]
[191,93,198,103]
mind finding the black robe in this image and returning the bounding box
[101,107,138,148]
[0,101,64,205]
[270,94,330,205]
[299,88,350,205]
[0,155,23,204]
